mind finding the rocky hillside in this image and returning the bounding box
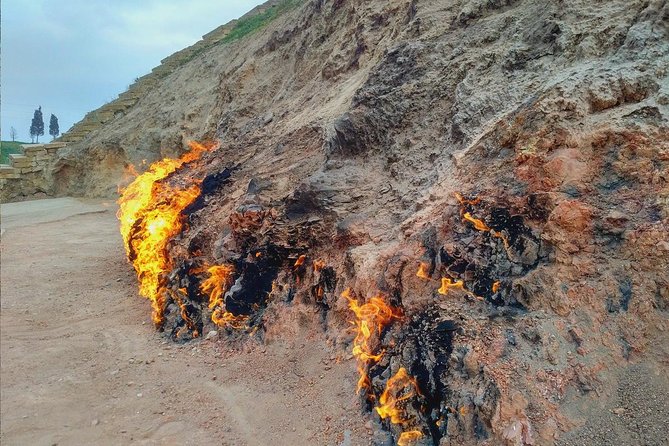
[56,0,668,445]
[55,0,292,145]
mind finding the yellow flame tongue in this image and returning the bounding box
[375,367,424,445]
[344,288,402,393]
[117,141,214,327]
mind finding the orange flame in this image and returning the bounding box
[437,277,466,295]
[171,288,199,337]
[398,431,424,446]
[344,288,402,393]
[211,309,248,329]
[463,212,491,232]
[416,262,431,280]
[375,367,423,444]
[200,264,235,310]
[457,193,511,251]
[492,281,500,293]
[199,264,249,329]
[117,141,214,326]
[454,192,481,207]
[294,254,306,267]
[313,259,326,272]
[438,277,484,301]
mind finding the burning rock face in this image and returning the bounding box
[118,143,318,342]
[344,288,403,394]
[117,125,669,445]
[117,141,216,327]
[113,142,561,445]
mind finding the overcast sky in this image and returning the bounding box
[1,0,262,141]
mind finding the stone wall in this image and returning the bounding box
[0,143,67,202]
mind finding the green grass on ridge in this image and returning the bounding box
[1,141,28,164]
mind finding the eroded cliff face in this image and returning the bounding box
[61,0,668,444]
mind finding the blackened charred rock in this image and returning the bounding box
[201,168,233,196]
[226,246,285,316]
[597,161,628,193]
[527,192,554,222]
[605,278,633,313]
[320,266,337,292]
[285,183,326,220]
[162,240,292,337]
[164,260,206,340]
[619,279,632,311]
[170,259,205,300]
[184,168,233,215]
[436,320,458,332]
[169,296,203,342]
[439,246,459,269]
[369,309,457,445]
[325,112,374,157]
[309,265,338,318]
[619,278,633,311]
[488,208,530,248]
[606,295,620,313]
[470,266,495,298]
[447,258,468,275]
[421,227,438,259]
[438,201,546,307]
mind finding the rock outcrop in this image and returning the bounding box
[56,0,669,444]
[0,143,67,201]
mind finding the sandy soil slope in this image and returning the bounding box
[0,198,370,446]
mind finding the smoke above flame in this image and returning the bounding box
[117,141,215,327]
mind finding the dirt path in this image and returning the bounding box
[0,198,370,446]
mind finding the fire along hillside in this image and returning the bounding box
[61,0,668,445]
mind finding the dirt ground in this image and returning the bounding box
[0,198,370,446]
